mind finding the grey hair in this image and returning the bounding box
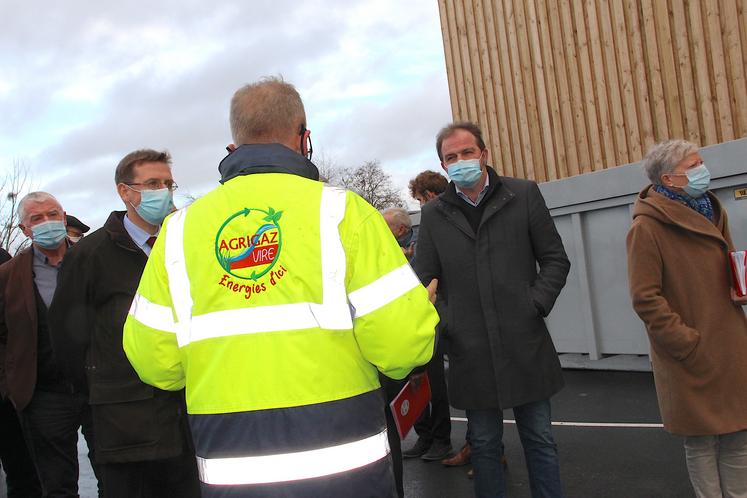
[229,76,306,145]
[641,139,699,184]
[381,207,412,230]
[18,192,62,223]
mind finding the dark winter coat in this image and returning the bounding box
[48,211,194,463]
[412,168,570,410]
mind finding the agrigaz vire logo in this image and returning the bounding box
[214,207,289,300]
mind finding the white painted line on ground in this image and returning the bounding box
[450,417,663,428]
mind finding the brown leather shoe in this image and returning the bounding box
[442,443,471,466]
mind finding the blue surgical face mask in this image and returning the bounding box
[447,159,483,188]
[132,188,173,226]
[683,164,711,198]
[31,220,68,250]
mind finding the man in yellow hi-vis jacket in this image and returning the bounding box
[123,76,439,498]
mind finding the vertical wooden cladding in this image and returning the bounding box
[438,0,747,181]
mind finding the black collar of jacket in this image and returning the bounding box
[218,143,320,184]
[104,211,142,253]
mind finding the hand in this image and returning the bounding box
[731,287,747,305]
[426,278,438,304]
[402,243,415,259]
[409,372,426,392]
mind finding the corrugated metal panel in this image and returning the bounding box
[539,137,747,357]
[438,0,747,181]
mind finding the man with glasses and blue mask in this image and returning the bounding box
[412,122,570,498]
[0,191,101,497]
[49,150,200,498]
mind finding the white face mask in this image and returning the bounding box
[127,187,174,225]
[69,235,82,244]
[447,159,483,188]
[31,220,68,249]
[682,163,711,198]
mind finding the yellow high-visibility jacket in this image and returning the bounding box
[123,144,438,496]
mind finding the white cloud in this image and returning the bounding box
[0,0,452,231]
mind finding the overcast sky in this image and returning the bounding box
[0,0,453,230]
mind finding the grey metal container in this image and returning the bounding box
[540,137,747,363]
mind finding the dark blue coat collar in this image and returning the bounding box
[218,143,319,184]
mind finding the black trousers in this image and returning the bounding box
[380,377,406,498]
[413,344,452,443]
[0,397,41,498]
[19,390,102,498]
[98,451,201,498]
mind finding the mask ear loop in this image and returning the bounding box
[121,183,140,211]
[299,124,313,161]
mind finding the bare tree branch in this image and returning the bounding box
[320,157,404,210]
[0,159,34,253]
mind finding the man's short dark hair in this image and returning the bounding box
[114,149,172,185]
[409,171,448,198]
[435,121,487,161]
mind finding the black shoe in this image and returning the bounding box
[402,438,432,458]
[421,439,453,461]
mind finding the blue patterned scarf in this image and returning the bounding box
[653,184,714,222]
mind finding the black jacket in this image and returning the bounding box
[49,211,193,463]
[412,168,570,409]
[0,248,10,265]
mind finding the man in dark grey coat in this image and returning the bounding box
[49,150,200,498]
[412,122,570,498]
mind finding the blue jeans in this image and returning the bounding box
[466,398,563,498]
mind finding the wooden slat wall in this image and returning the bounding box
[437,0,747,181]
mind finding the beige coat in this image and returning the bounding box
[627,186,747,436]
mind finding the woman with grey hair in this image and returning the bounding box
[627,139,747,497]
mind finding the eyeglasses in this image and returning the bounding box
[125,180,179,192]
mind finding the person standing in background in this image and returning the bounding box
[413,122,570,498]
[382,207,418,260]
[0,245,42,498]
[409,170,448,207]
[49,150,200,498]
[0,192,101,497]
[627,139,747,498]
[402,171,457,465]
[381,206,448,496]
[65,215,90,243]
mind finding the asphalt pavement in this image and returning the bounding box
[404,370,693,498]
[2,370,694,498]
